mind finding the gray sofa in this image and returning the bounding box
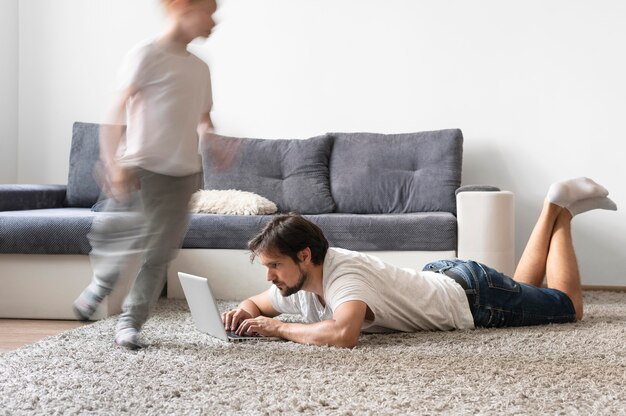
[0,122,515,319]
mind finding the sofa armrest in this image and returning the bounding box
[456,189,515,276]
[0,184,67,211]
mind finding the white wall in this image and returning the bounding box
[0,0,18,183]
[15,0,626,285]
[17,0,164,184]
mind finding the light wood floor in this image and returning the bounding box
[0,320,88,353]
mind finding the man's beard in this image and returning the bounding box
[280,266,308,297]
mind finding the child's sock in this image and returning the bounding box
[115,327,143,350]
[567,196,617,216]
[72,283,105,321]
[547,177,609,207]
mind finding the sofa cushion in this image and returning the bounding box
[65,122,102,208]
[1,210,457,254]
[201,134,335,214]
[184,212,457,251]
[328,130,463,214]
[0,184,66,211]
[184,214,274,250]
[0,208,95,254]
[309,213,457,251]
[189,189,278,215]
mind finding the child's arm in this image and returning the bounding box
[98,85,139,202]
[199,112,240,171]
[197,112,213,137]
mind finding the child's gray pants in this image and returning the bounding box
[88,168,199,331]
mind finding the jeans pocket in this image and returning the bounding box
[478,263,520,293]
[423,259,461,272]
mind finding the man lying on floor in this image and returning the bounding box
[222,177,617,348]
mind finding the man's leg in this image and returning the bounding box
[544,209,583,320]
[514,178,617,321]
[542,194,615,321]
[513,199,560,287]
[513,177,616,287]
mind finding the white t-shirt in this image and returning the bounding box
[269,248,475,332]
[115,41,213,176]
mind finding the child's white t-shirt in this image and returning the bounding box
[116,41,213,177]
[269,248,475,332]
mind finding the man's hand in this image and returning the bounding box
[254,301,367,348]
[222,308,254,332]
[236,316,284,338]
[221,293,280,333]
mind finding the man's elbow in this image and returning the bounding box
[334,339,359,349]
[333,330,360,349]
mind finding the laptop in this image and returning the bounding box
[178,272,278,342]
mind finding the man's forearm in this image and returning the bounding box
[239,300,365,348]
[237,299,262,318]
[277,320,359,348]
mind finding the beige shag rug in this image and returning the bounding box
[1,291,625,415]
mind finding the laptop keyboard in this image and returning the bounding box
[226,330,260,339]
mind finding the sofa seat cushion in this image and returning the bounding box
[184,212,457,251]
[2,210,457,254]
[201,134,335,214]
[184,214,273,249]
[0,208,96,254]
[309,212,457,251]
[329,130,463,214]
[0,184,67,211]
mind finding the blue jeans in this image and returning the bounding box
[423,259,576,328]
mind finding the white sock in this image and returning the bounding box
[547,177,609,207]
[567,196,617,216]
[115,327,143,350]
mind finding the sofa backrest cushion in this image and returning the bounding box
[328,129,463,214]
[201,134,335,214]
[65,122,102,208]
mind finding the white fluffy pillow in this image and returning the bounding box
[189,189,277,215]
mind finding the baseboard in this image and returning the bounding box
[582,285,626,292]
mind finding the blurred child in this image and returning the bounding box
[73,0,218,349]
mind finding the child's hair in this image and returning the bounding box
[248,214,329,266]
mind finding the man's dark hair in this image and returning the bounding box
[248,213,329,265]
